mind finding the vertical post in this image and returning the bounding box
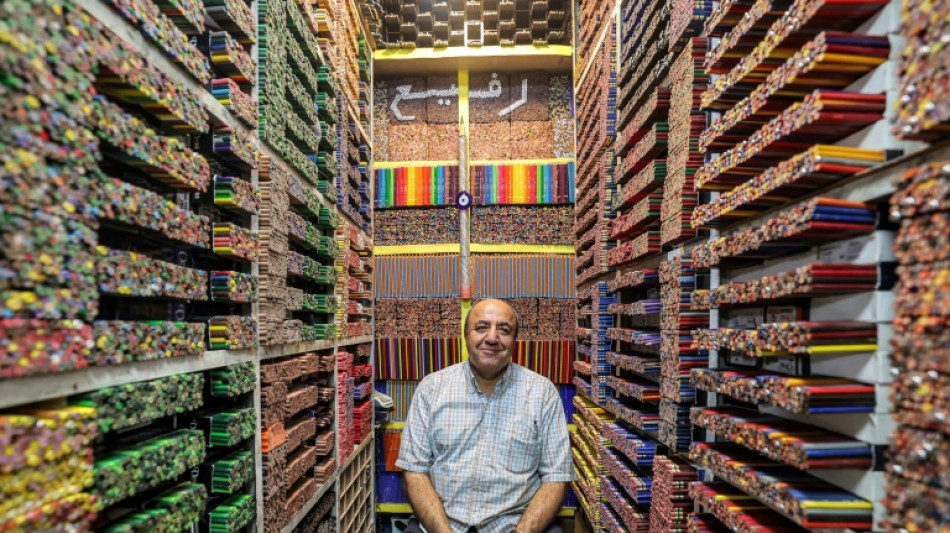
[459,69,471,361]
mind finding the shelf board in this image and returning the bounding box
[374,160,460,169]
[374,45,573,76]
[0,349,256,410]
[471,158,576,166]
[261,339,337,360]
[374,244,575,255]
[470,244,575,254]
[376,243,461,255]
[339,335,375,347]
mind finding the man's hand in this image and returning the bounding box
[513,481,566,533]
[404,470,454,533]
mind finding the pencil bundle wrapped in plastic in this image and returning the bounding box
[214,175,261,215]
[690,368,876,414]
[93,430,205,508]
[208,316,258,350]
[204,0,255,43]
[70,373,204,433]
[689,442,873,529]
[211,79,258,126]
[600,446,653,506]
[0,407,97,477]
[649,455,698,533]
[209,362,256,397]
[692,198,877,267]
[691,482,811,533]
[708,263,879,307]
[207,493,255,533]
[96,247,209,301]
[205,450,254,494]
[100,482,207,532]
[209,32,256,86]
[99,176,212,248]
[207,408,256,447]
[602,422,656,468]
[601,476,650,532]
[213,223,260,262]
[691,406,873,469]
[210,271,259,303]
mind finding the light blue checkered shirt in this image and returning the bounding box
[396,361,575,533]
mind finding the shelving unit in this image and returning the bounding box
[570,0,950,532]
[0,0,375,529]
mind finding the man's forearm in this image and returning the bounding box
[515,482,567,533]
[404,471,453,533]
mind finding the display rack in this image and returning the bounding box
[570,0,950,532]
[0,0,375,529]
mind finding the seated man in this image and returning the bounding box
[396,298,574,533]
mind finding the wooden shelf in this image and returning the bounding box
[375,45,573,76]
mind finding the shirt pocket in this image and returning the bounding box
[502,420,540,474]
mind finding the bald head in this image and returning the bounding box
[464,299,519,340]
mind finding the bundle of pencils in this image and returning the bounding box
[212,124,259,171]
[211,79,258,127]
[203,408,257,447]
[99,177,212,248]
[692,406,872,469]
[94,430,205,508]
[214,175,261,216]
[691,198,877,267]
[694,320,877,356]
[708,263,879,306]
[701,0,888,110]
[209,362,256,398]
[210,271,259,303]
[96,247,208,301]
[99,482,207,532]
[608,375,661,403]
[91,321,206,366]
[690,368,876,414]
[702,32,889,152]
[602,422,657,468]
[689,442,873,528]
[691,482,811,533]
[600,446,653,506]
[648,456,697,533]
[659,397,693,451]
[602,476,650,532]
[697,90,885,189]
[693,145,885,227]
[208,316,258,350]
[70,373,204,433]
[209,32,256,86]
[608,352,661,380]
[203,450,254,495]
[605,397,661,434]
[207,493,255,533]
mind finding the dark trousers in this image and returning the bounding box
[403,518,563,533]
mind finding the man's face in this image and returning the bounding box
[465,300,516,380]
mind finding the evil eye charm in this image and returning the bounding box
[455,191,473,210]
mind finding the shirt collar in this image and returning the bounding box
[464,360,514,396]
